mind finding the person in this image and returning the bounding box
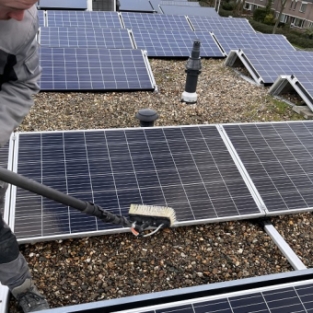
[0,1,49,312]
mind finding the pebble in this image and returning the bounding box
[9,58,305,312]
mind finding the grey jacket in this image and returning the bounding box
[0,5,41,147]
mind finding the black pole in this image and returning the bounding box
[182,40,202,104]
[0,167,131,227]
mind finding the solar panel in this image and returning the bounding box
[212,32,295,55]
[223,121,313,215]
[131,29,225,57]
[0,142,9,170]
[45,11,122,28]
[160,5,220,17]
[188,16,255,32]
[39,27,134,49]
[39,47,155,91]
[38,0,87,10]
[226,49,313,84]
[118,279,313,313]
[11,126,262,243]
[160,1,202,6]
[118,0,156,12]
[37,10,45,27]
[121,12,193,31]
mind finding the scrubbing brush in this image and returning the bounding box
[0,167,176,237]
[129,204,176,237]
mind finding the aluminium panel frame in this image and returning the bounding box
[269,75,313,112]
[224,49,263,85]
[0,133,15,313]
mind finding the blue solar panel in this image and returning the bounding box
[188,16,255,32]
[39,47,154,91]
[38,0,87,10]
[40,27,133,49]
[121,12,193,31]
[118,0,156,12]
[160,5,220,17]
[136,281,313,313]
[223,121,313,214]
[0,142,9,170]
[212,32,295,55]
[38,10,45,26]
[12,126,261,243]
[234,49,313,84]
[131,29,225,57]
[46,11,122,28]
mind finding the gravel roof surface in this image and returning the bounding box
[9,58,308,312]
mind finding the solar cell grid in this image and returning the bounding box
[46,11,122,28]
[239,49,313,84]
[39,47,154,91]
[160,5,220,17]
[38,0,87,10]
[121,12,192,31]
[188,16,255,32]
[0,142,9,169]
[12,126,261,242]
[223,121,313,214]
[118,0,155,12]
[212,32,295,54]
[38,10,45,26]
[123,281,313,313]
[131,29,225,57]
[40,27,133,49]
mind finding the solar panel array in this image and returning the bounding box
[118,0,156,12]
[224,121,313,214]
[40,27,133,49]
[38,0,87,10]
[46,11,122,28]
[160,5,220,17]
[131,29,224,57]
[233,49,313,84]
[11,126,262,242]
[188,16,255,32]
[121,12,193,31]
[39,48,154,91]
[130,280,313,313]
[212,32,295,55]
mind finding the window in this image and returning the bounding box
[290,0,294,8]
[309,21,313,28]
[299,2,307,12]
[280,14,288,22]
[293,17,305,27]
[293,0,298,9]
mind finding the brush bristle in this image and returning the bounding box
[129,204,176,226]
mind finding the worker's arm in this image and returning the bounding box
[0,5,41,147]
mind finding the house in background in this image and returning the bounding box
[244,0,313,28]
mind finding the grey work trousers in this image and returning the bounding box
[0,181,31,290]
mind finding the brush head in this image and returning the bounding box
[129,204,176,229]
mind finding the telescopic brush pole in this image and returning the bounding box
[0,167,131,227]
[181,40,202,104]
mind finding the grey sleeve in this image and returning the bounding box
[0,38,41,147]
